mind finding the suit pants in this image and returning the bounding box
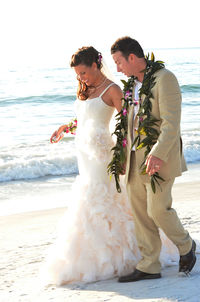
[126,152,192,274]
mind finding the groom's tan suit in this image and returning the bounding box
[125,68,192,274]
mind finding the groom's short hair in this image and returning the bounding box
[111,36,144,60]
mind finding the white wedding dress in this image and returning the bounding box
[42,84,179,286]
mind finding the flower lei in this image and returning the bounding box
[107,53,165,193]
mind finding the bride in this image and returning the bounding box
[42,46,178,286]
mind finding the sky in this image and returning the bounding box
[0,0,199,68]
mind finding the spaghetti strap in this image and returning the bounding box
[99,83,115,98]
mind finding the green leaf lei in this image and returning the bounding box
[107,53,165,193]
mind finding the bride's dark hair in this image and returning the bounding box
[70,46,102,100]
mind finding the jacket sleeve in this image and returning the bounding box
[149,70,182,162]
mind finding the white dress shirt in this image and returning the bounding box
[132,80,142,151]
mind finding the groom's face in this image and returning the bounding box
[112,51,133,77]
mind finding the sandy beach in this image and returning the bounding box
[1,166,200,302]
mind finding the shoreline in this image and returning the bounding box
[1,162,200,218]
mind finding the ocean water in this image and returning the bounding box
[0,48,200,215]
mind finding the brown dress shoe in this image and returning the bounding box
[118,269,161,283]
[179,240,196,275]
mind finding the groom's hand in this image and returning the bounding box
[145,155,163,176]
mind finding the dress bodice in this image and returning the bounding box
[74,83,115,131]
[74,83,116,176]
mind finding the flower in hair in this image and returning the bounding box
[98,53,102,65]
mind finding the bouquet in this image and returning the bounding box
[51,118,77,142]
[64,118,77,135]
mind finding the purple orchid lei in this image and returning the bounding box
[107,76,136,192]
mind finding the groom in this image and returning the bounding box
[111,36,196,282]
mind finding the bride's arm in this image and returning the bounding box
[109,84,123,112]
[50,125,67,143]
[50,118,77,143]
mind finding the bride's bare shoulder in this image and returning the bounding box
[106,83,123,111]
[109,83,123,97]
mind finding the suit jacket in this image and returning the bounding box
[125,68,187,184]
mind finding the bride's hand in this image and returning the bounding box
[50,129,64,143]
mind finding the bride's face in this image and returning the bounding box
[74,63,98,87]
